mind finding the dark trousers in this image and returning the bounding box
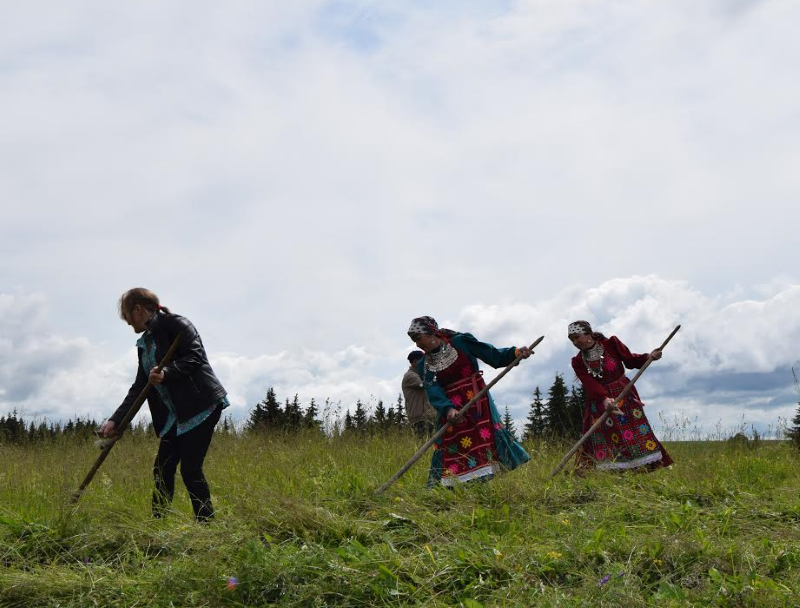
[153,406,221,521]
[412,420,435,437]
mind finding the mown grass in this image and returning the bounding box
[1,432,799,606]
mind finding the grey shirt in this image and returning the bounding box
[402,367,437,424]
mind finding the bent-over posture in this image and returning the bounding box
[408,316,531,487]
[100,288,229,521]
[568,320,673,472]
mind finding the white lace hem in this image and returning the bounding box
[595,451,663,471]
[441,462,501,486]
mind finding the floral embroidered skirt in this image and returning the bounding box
[577,376,673,471]
[428,372,530,487]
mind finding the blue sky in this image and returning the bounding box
[1,0,799,437]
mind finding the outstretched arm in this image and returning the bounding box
[105,364,148,433]
[609,336,650,369]
[458,333,518,368]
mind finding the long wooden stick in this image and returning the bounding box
[376,336,545,495]
[71,335,182,504]
[549,325,681,478]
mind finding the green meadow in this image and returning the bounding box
[1,432,799,606]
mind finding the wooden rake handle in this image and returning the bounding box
[549,325,681,478]
[70,334,182,504]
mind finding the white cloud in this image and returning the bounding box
[0,293,133,420]
[0,293,89,404]
[450,275,800,436]
[2,1,799,353]
[1,2,799,437]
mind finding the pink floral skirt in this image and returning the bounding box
[578,376,673,471]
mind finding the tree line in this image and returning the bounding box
[6,372,797,445]
[0,374,586,444]
[246,388,407,434]
[0,410,236,445]
[247,374,588,441]
[0,410,148,444]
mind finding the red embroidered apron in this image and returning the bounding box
[439,372,500,484]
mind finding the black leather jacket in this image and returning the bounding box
[110,310,227,434]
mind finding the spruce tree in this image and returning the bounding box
[566,385,586,439]
[344,410,354,432]
[524,386,546,440]
[0,410,25,443]
[790,369,800,448]
[394,393,406,426]
[502,406,518,440]
[353,400,368,430]
[303,398,322,431]
[373,400,387,430]
[544,374,570,437]
[247,398,266,430]
[265,387,283,427]
[281,398,290,430]
[249,387,283,431]
[285,394,303,430]
[790,403,800,448]
[39,421,49,442]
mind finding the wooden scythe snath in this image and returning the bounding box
[375,336,545,495]
[549,324,681,478]
[70,335,182,504]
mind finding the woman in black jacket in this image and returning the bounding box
[99,288,229,521]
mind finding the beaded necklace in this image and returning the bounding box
[581,341,605,379]
[423,342,458,385]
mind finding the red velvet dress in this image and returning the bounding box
[571,336,673,471]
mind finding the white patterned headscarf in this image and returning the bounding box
[567,320,593,336]
[407,316,459,340]
[407,316,438,338]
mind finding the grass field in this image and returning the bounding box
[1,431,799,606]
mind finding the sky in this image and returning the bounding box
[2,0,799,438]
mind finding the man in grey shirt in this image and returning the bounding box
[402,351,437,436]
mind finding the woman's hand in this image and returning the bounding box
[446,408,459,421]
[99,420,117,438]
[603,397,623,416]
[516,346,532,359]
[650,349,663,360]
[149,367,165,384]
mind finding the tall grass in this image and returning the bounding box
[2,430,799,606]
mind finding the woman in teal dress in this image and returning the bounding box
[407,316,531,487]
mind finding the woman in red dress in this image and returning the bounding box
[568,320,673,472]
